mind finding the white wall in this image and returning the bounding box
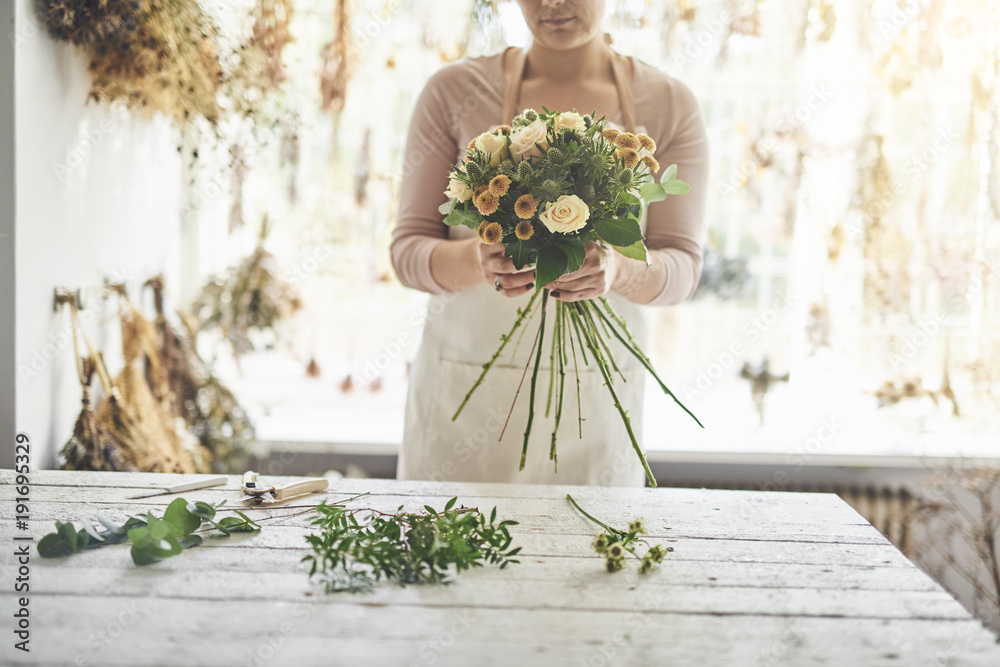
[1,1,15,469]
[13,0,184,468]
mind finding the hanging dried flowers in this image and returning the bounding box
[37,0,224,125]
[145,277,258,473]
[191,219,303,358]
[319,0,354,114]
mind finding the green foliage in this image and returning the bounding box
[37,497,260,566]
[592,217,643,247]
[567,494,673,575]
[535,245,568,288]
[302,497,521,593]
[443,203,483,230]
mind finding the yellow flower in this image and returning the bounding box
[514,220,534,240]
[478,220,503,245]
[494,124,513,135]
[617,148,641,169]
[514,194,538,219]
[614,132,641,151]
[475,190,500,216]
[474,184,489,198]
[601,128,621,142]
[467,138,478,152]
[637,133,656,152]
[489,174,511,197]
[641,154,660,173]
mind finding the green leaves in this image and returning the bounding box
[443,203,483,230]
[612,240,649,265]
[505,238,534,270]
[558,238,587,274]
[592,217,643,247]
[535,245,568,288]
[303,497,521,593]
[37,497,259,566]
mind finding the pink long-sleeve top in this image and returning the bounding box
[390,50,710,306]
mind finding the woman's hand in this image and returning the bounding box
[545,243,620,302]
[478,242,536,298]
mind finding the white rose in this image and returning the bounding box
[539,195,590,234]
[444,177,473,202]
[554,111,587,133]
[509,119,549,163]
[474,132,508,167]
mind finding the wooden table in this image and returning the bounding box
[3,470,999,666]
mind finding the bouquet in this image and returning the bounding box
[439,108,702,486]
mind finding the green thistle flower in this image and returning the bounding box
[537,179,561,201]
[618,168,634,187]
[516,161,533,181]
[545,146,564,162]
[465,160,483,180]
[499,160,518,178]
[580,183,596,202]
[522,109,539,123]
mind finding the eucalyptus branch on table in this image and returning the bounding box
[302,497,522,593]
[567,494,672,574]
[37,498,261,566]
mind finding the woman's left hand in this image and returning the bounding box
[546,243,620,302]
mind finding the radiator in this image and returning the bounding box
[665,479,914,554]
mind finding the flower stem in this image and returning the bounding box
[574,303,656,487]
[579,301,625,384]
[566,493,624,538]
[453,289,540,421]
[591,299,703,428]
[520,290,550,471]
[567,305,583,438]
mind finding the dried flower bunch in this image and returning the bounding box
[38,0,224,124]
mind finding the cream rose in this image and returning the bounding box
[474,132,508,167]
[539,195,590,234]
[554,111,587,134]
[444,177,473,202]
[508,119,549,163]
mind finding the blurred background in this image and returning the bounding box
[2,0,999,631]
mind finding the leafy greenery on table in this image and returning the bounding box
[303,496,521,593]
[37,498,260,565]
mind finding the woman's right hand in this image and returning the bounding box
[478,242,535,298]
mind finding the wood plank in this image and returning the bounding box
[6,597,1000,667]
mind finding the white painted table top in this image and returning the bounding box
[2,470,999,666]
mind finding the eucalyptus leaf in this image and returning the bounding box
[178,534,203,549]
[438,200,455,215]
[164,498,201,536]
[96,514,124,535]
[638,183,667,204]
[57,521,78,552]
[661,163,678,181]
[188,501,216,521]
[662,179,690,195]
[443,204,483,230]
[38,533,71,558]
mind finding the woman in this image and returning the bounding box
[391,0,709,486]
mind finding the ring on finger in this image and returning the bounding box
[494,275,502,291]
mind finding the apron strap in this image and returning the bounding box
[501,44,636,133]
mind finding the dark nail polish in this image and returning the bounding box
[551,291,561,298]
[526,282,534,289]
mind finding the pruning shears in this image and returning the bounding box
[240,471,329,504]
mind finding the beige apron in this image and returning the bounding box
[397,48,650,486]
